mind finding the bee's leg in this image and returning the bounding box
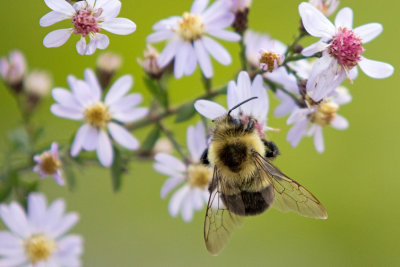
[246,118,255,132]
[262,139,280,160]
[200,148,210,165]
[208,175,217,193]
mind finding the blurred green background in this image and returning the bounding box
[1,0,399,266]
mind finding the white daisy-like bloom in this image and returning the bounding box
[33,142,64,186]
[50,68,148,167]
[309,0,339,16]
[195,71,269,137]
[153,121,212,222]
[243,30,286,71]
[40,0,136,55]
[0,193,83,266]
[286,86,351,153]
[225,0,252,12]
[299,2,394,101]
[0,50,26,86]
[146,0,241,79]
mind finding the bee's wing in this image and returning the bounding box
[253,152,328,219]
[204,169,243,255]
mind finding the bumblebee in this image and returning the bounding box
[200,97,327,255]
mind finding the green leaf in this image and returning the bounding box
[141,126,161,152]
[111,147,127,192]
[0,173,12,202]
[175,102,196,123]
[8,127,30,152]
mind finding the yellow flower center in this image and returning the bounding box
[85,102,111,128]
[310,102,338,126]
[259,50,282,72]
[187,164,213,189]
[25,234,56,264]
[177,13,205,41]
[40,152,61,175]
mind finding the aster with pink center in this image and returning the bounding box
[50,69,148,167]
[195,71,270,138]
[40,0,136,55]
[299,2,394,101]
[146,0,241,79]
[33,142,64,186]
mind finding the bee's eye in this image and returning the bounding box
[231,118,241,126]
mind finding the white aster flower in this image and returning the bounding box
[299,2,394,101]
[0,50,26,86]
[195,71,269,137]
[153,122,211,222]
[40,0,136,55]
[309,0,339,16]
[286,86,351,153]
[51,68,148,167]
[33,142,64,186]
[244,30,286,71]
[146,0,241,79]
[0,193,83,266]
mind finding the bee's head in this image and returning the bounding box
[212,97,258,125]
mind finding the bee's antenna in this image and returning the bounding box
[228,97,258,116]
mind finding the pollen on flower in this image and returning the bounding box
[85,102,111,128]
[40,152,61,175]
[72,7,103,37]
[188,164,212,189]
[176,13,205,41]
[329,28,365,69]
[25,234,56,264]
[310,102,339,126]
[259,50,284,72]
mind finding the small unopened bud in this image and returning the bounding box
[294,45,303,54]
[97,52,122,89]
[228,0,252,34]
[137,44,163,79]
[309,0,339,16]
[0,50,26,93]
[24,70,52,112]
[153,138,174,155]
[259,49,284,72]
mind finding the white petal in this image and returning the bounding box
[358,57,394,79]
[227,81,238,112]
[348,66,358,81]
[207,29,241,42]
[157,39,180,68]
[70,124,90,157]
[187,121,206,161]
[0,256,27,267]
[43,29,73,48]
[202,36,232,65]
[101,18,136,35]
[96,0,121,19]
[49,212,79,239]
[108,93,143,113]
[174,42,191,79]
[76,37,87,55]
[181,194,194,222]
[70,80,96,106]
[92,33,110,50]
[287,108,309,125]
[0,203,30,238]
[84,68,102,100]
[202,0,230,23]
[274,91,297,117]
[107,122,139,150]
[82,126,99,151]
[154,153,186,172]
[194,39,213,78]
[97,130,113,167]
[205,12,235,31]
[313,126,325,153]
[184,46,198,76]
[194,100,226,120]
[301,40,329,57]
[146,30,174,43]
[354,23,383,44]
[84,37,98,55]
[152,16,180,31]
[40,11,70,27]
[111,107,148,123]
[43,199,65,232]
[191,0,209,14]
[51,88,82,111]
[161,176,185,199]
[154,163,184,177]
[331,114,349,130]
[57,234,83,257]
[334,7,353,29]
[50,104,84,120]
[168,186,190,217]
[286,118,308,147]
[27,193,47,229]
[105,75,133,105]
[298,2,335,38]
[44,0,75,15]
[0,231,23,257]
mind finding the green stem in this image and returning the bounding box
[239,36,248,71]
[284,31,306,59]
[157,122,187,160]
[201,74,212,94]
